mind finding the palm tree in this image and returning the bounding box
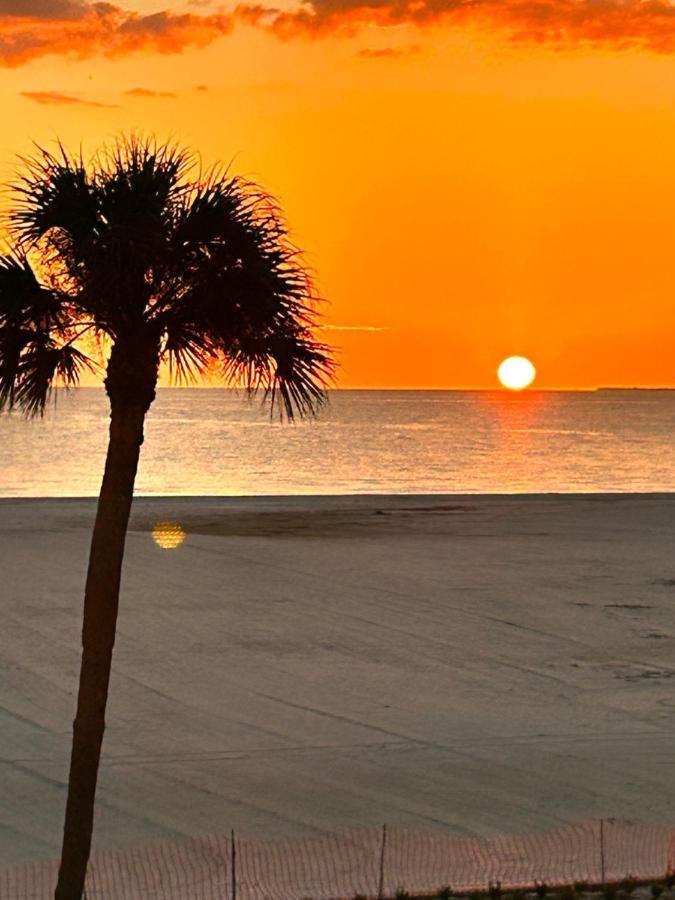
[0,136,334,900]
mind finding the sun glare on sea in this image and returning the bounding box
[497,356,536,391]
[152,521,186,549]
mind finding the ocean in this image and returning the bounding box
[1,388,674,497]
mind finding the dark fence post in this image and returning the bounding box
[599,818,606,885]
[231,828,237,900]
[377,824,387,899]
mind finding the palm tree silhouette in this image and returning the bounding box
[0,136,334,900]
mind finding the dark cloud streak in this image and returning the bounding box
[21,89,116,107]
[125,86,177,97]
[357,44,421,58]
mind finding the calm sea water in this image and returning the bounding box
[1,388,674,496]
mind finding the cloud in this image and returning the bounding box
[357,44,421,58]
[21,89,116,107]
[241,1,675,55]
[0,2,233,67]
[7,0,675,65]
[125,86,177,97]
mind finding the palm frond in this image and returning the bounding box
[158,171,334,416]
[0,250,87,414]
[0,324,33,410]
[266,333,334,420]
[93,136,191,255]
[222,329,334,420]
[55,343,96,385]
[14,340,93,416]
[0,251,59,327]
[162,321,214,385]
[10,143,96,249]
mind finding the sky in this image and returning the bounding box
[2,1,675,389]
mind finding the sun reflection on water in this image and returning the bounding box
[481,391,549,492]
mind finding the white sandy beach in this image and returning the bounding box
[1,494,674,865]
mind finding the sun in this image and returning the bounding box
[497,356,536,391]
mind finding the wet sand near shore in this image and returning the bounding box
[1,494,674,864]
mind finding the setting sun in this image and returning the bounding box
[497,356,536,391]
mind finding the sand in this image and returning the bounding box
[1,494,674,865]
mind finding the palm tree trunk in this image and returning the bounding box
[54,398,148,900]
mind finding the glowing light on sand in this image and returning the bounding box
[152,521,186,549]
[497,356,536,391]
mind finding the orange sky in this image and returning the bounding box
[2,1,675,389]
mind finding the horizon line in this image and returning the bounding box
[68,385,675,393]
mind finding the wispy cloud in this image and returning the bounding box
[357,44,421,59]
[20,90,116,107]
[125,87,177,98]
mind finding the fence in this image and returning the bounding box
[2,819,674,900]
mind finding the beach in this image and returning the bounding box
[1,494,674,865]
